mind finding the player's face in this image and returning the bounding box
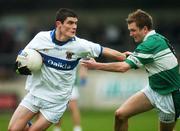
[128,22,147,43]
[56,17,78,40]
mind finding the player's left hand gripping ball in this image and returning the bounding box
[15,49,43,75]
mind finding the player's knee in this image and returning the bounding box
[8,124,18,131]
[115,109,128,121]
[8,122,30,131]
[8,124,13,131]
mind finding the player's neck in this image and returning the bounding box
[55,32,69,42]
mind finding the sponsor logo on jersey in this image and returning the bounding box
[40,52,80,70]
[47,59,72,70]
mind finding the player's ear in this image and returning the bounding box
[55,21,62,27]
[143,26,148,34]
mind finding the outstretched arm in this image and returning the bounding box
[102,47,128,61]
[81,58,131,73]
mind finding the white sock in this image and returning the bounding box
[53,127,62,131]
[73,126,82,131]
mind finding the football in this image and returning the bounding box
[16,48,43,72]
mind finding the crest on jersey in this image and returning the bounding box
[66,51,75,59]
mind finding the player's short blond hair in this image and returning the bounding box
[126,9,153,30]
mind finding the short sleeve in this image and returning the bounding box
[76,38,102,58]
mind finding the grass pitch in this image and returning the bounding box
[1,110,180,131]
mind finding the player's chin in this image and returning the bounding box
[134,39,140,43]
[69,34,75,38]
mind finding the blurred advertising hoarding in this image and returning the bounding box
[79,69,148,110]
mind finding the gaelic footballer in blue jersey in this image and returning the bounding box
[8,8,127,131]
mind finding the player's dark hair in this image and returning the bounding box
[55,8,78,23]
[126,9,153,30]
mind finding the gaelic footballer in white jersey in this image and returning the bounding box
[24,29,102,103]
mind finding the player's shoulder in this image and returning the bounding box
[74,36,99,46]
[36,30,51,38]
[27,30,53,50]
[33,30,52,43]
[137,34,168,53]
[74,36,88,43]
[145,34,167,46]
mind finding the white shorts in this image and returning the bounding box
[141,85,176,123]
[70,86,79,100]
[20,93,68,123]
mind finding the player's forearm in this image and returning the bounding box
[111,51,126,61]
[103,47,126,61]
[94,62,128,72]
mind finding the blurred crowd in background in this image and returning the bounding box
[0,1,180,80]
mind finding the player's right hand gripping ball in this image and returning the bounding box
[15,49,43,75]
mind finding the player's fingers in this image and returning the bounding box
[80,58,95,63]
[80,62,94,69]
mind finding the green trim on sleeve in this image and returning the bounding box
[125,59,138,69]
[136,56,154,65]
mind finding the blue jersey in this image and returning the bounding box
[24,30,102,103]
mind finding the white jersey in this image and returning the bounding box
[24,29,102,103]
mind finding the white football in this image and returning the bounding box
[16,48,43,72]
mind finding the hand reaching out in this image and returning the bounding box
[80,58,97,69]
[123,51,133,57]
